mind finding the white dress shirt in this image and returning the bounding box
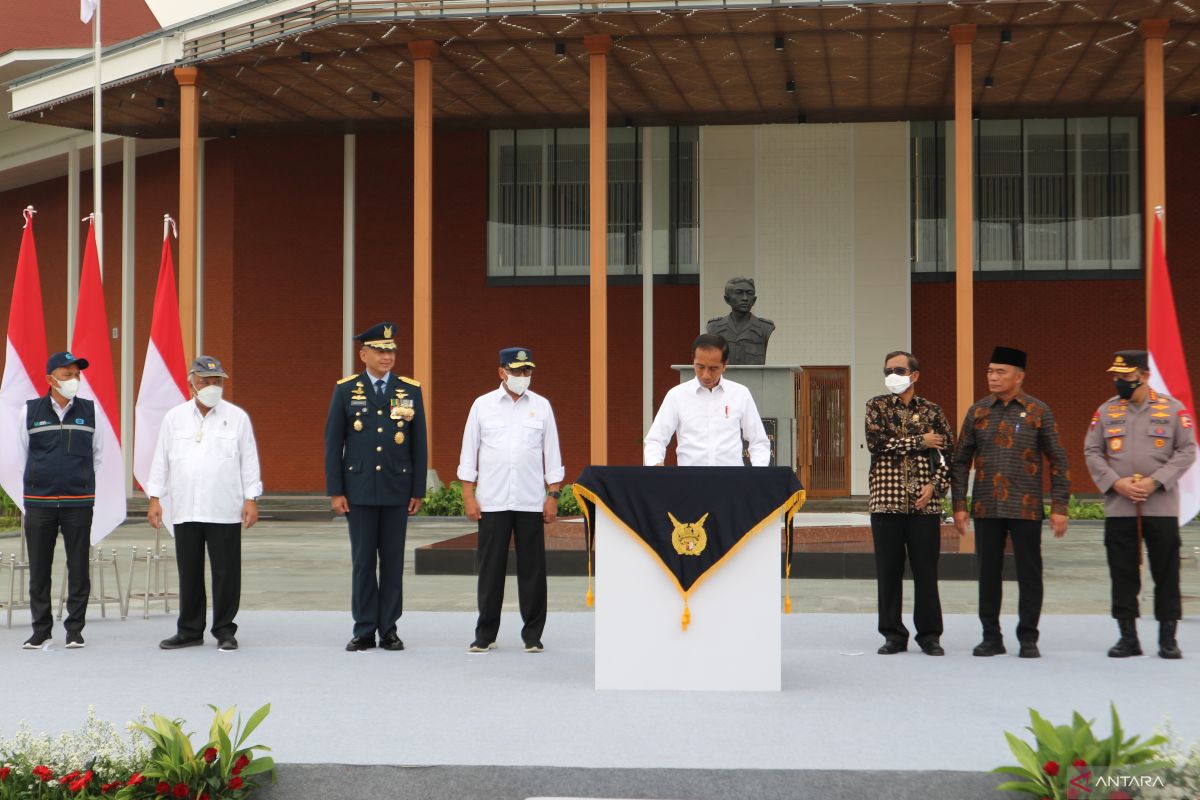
[16,396,104,472]
[457,385,565,512]
[644,376,771,467]
[145,399,263,524]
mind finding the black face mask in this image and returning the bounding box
[1114,378,1142,400]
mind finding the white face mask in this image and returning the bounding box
[884,373,912,395]
[56,378,80,400]
[505,374,531,396]
[195,385,223,408]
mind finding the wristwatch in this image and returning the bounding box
[547,490,562,499]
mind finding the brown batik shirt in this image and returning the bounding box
[950,392,1070,520]
[865,394,956,514]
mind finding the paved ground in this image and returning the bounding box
[3,514,1199,619]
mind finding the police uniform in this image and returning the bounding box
[1084,350,1196,659]
[324,323,427,651]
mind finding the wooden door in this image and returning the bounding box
[797,367,851,496]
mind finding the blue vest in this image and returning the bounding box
[23,395,97,507]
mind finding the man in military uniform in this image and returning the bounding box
[705,277,775,365]
[324,323,427,652]
[1084,350,1196,660]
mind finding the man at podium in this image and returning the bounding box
[644,333,771,467]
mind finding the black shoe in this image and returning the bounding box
[877,640,907,655]
[65,632,86,649]
[523,641,544,653]
[380,633,405,651]
[1159,621,1182,660]
[468,641,497,654]
[919,640,945,656]
[972,640,1006,657]
[1018,641,1041,659]
[346,635,376,652]
[159,634,204,650]
[1108,618,1142,658]
[22,632,51,650]
[217,638,239,652]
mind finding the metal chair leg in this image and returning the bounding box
[113,549,127,620]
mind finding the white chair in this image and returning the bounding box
[57,546,126,621]
[0,531,31,629]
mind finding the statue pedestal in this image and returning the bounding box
[672,365,802,468]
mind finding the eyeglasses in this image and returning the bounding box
[883,367,913,376]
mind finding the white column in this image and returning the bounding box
[195,139,205,353]
[641,128,654,435]
[343,133,357,375]
[121,137,136,496]
[67,139,81,336]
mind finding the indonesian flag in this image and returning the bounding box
[81,0,98,24]
[134,225,187,534]
[72,217,127,543]
[1147,211,1200,526]
[0,209,48,513]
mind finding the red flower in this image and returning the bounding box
[199,794,210,800]
[1043,761,1060,777]
[0,766,9,780]
[1072,759,1087,768]
[232,766,242,776]
[228,776,244,790]
[155,780,171,794]
[203,747,218,763]
[234,754,250,771]
[172,782,190,798]
[32,765,54,782]
[127,772,145,786]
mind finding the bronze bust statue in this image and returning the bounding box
[706,277,774,365]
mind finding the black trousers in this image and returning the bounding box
[174,521,242,640]
[975,518,1043,643]
[25,506,92,636]
[475,510,547,646]
[870,513,943,646]
[347,504,408,639]
[1105,516,1181,621]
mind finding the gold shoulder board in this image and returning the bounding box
[337,374,358,385]
[400,376,421,387]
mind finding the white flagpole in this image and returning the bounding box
[92,0,103,276]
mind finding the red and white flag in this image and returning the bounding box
[0,208,48,513]
[134,219,187,534]
[1147,211,1200,526]
[72,216,126,543]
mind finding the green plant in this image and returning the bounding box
[939,495,1105,520]
[120,703,273,799]
[557,485,582,517]
[0,488,17,517]
[994,704,1168,798]
[419,481,466,516]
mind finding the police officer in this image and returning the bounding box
[17,351,101,650]
[1084,350,1196,659]
[324,323,427,652]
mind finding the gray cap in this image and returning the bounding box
[189,355,228,378]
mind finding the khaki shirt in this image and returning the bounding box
[1083,390,1198,518]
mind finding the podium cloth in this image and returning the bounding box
[573,466,805,629]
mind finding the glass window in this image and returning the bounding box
[910,117,1140,273]
[488,126,700,279]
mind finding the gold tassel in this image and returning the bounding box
[681,600,691,632]
[586,585,594,608]
[784,595,792,614]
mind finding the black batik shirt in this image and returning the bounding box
[865,394,955,515]
[950,392,1071,520]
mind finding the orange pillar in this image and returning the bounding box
[1141,18,1169,323]
[950,24,976,555]
[950,24,976,427]
[409,40,437,470]
[175,66,201,363]
[586,35,612,466]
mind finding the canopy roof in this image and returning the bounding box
[9,0,1200,136]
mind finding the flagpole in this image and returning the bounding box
[1150,205,1164,341]
[92,0,103,276]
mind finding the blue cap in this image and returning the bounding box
[47,351,89,373]
[499,347,535,369]
[355,322,397,351]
